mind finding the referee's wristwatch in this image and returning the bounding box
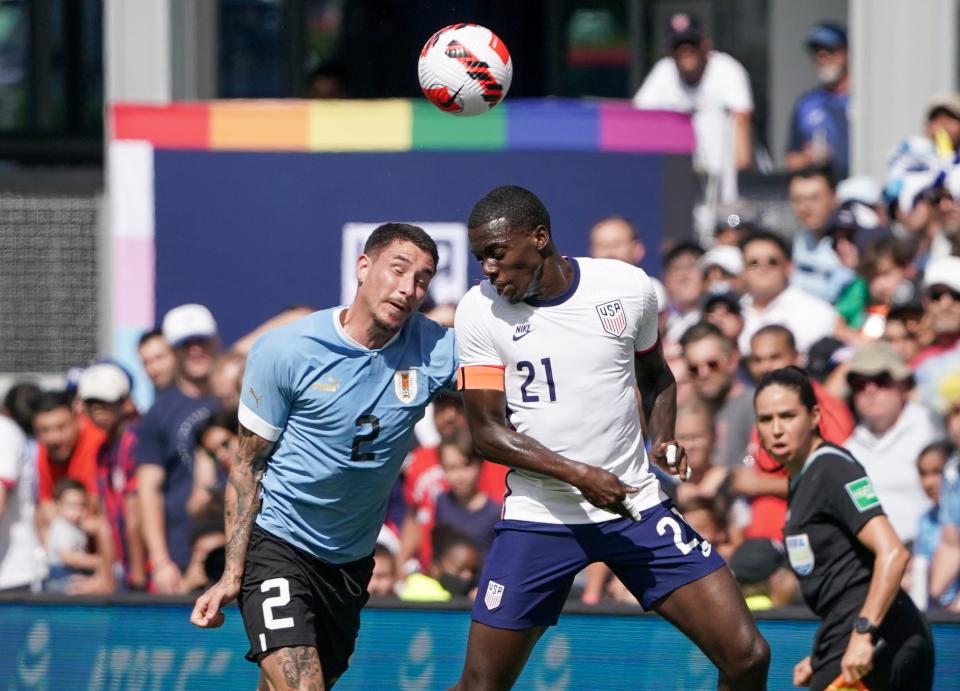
[853,617,879,640]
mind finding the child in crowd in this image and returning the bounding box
[400,527,481,602]
[369,543,399,598]
[44,478,99,593]
[911,441,956,608]
[434,430,501,558]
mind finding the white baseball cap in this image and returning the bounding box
[923,256,960,294]
[699,245,744,276]
[162,304,218,347]
[78,363,131,403]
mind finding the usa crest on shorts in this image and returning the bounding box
[484,580,505,610]
[595,299,626,337]
[394,369,418,404]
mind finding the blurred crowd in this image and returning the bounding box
[2,13,960,620]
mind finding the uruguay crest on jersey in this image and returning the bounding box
[595,298,626,336]
[394,369,418,404]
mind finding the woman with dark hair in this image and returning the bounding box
[754,366,934,690]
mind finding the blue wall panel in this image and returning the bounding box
[154,150,669,344]
[1,603,957,690]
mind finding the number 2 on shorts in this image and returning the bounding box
[657,509,712,557]
[261,577,295,630]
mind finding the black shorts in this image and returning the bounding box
[238,525,374,685]
[810,593,935,691]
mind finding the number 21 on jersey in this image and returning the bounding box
[516,357,557,403]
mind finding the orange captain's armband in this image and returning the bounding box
[457,365,506,391]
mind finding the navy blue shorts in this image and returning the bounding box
[472,501,726,630]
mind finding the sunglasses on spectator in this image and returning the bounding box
[746,257,783,270]
[926,286,960,303]
[687,359,722,377]
[848,372,896,393]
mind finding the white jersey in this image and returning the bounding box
[0,416,41,590]
[454,257,666,524]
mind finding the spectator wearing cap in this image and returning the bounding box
[737,230,838,356]
[700,244,744,295]
[662,241,707,344]
[843,341,943,543]
[729,538,799,611]
[135,304,219,594]
[786,22,850,179]
[739,326,854,543]
[633,12,753,201]
[78,364,147,591]
[914,256,960,410]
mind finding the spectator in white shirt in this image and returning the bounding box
[842,342,943,543]
[0,405,42,593]
[633,12,753,189]
[737,229,839,355]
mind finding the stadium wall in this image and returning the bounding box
[1,598,957,690]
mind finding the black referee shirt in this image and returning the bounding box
[784,442,885,622]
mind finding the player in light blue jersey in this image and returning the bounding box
[191,223,456,689]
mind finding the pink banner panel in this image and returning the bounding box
[599,105,695,154]
[112,236,155,327]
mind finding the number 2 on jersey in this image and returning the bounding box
[351,415,380,462]
[517,357,557,402]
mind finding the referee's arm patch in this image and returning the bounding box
[844,477,881,513]
[457,365,506,391]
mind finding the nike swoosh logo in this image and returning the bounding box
[442,84,465,109]
[512,331,532,342]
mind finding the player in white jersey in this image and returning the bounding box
[450,186,769,690]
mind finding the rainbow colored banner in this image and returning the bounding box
[111,98,694,154]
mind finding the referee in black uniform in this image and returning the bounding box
[754,367,934,690]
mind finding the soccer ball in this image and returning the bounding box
[418,23,513,117]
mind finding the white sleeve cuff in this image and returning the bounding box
[238,401,282,442]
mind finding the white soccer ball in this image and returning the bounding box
[418,23,513,117]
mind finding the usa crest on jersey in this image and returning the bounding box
[595,299,626,337]
[393,369,418,404]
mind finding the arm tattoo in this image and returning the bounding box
[222,426,273,585]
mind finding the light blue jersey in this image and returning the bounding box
[238,308,457,564]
